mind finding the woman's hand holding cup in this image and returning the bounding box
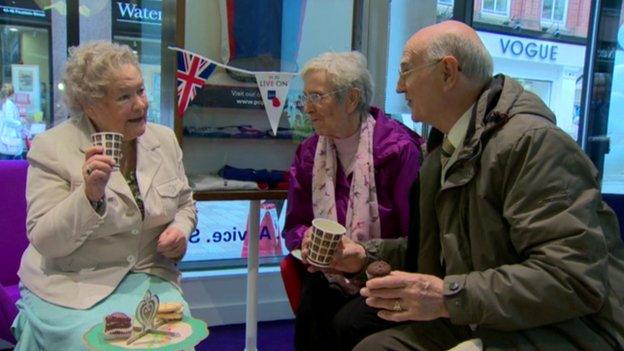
[301,219,367,274]
[83,145,115,202]
[300,226,314,266]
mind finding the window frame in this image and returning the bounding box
[482,0,511,17]
[541,0,569,25]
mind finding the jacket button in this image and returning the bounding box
[449,281,460,291]
[131,229,139,235]
[127,255,135,264]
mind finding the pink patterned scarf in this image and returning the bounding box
[312,114,381,242]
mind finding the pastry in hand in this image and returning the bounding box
[104,312,132,340]
[366,260,391,279]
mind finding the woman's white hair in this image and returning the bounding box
[425,32,493,88]
[301,51,373,113]
[62,41,140,116]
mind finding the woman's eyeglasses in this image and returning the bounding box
[301,89,346,105]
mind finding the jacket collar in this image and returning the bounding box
[136,129,162,198]
[438,74,556,190]
[440,75,521,190]
[75,116,162,199]
[306,106,423,166]
[369,106,423,161]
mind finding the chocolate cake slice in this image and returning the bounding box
[104,312,132,340]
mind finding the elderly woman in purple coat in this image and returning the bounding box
[283,51,424,351]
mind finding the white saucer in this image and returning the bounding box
[290,249,302,261]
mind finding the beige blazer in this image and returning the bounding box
[18,116,197,309]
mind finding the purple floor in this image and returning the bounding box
[197,319,294,351]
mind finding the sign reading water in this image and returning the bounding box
[116,1,162,23]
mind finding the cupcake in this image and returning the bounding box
[366,260,391,279]
[104,312,132,340]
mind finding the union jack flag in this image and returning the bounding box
[176,50,217,117]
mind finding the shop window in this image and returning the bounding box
[474,0,587,39]
[585,2,624,193]
[437,0,454,22]
[0,1,51,161]
[482,0,510,16]
[542,0,567,24]
[470,0,591,142]
[515,78,552,105]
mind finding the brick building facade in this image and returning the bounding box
[473,0,590,37]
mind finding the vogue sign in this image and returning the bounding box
[499,39,559,61]
[478,31,585,67]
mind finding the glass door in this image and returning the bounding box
[585,0,624,194]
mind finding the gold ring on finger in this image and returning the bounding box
[392,300,403,312]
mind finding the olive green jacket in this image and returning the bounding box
[367,75,624,350]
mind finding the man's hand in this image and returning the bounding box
[360,271,449,322]
[157,227,187,260]
[329,235,367,273]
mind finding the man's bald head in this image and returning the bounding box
[396,21,493,132]
[404,20,493,89]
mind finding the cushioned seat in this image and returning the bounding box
[0,283,18,346]
[0,160,29,345]
[3,285,20,306]
[279,253,305,313]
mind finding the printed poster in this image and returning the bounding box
[11,64,40,119]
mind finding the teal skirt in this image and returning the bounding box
[11,272,191,351]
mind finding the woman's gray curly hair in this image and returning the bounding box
[301,51,373,114]
[62,41,140,115]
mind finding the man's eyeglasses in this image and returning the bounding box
[398,58,444,81]
[301,89,346,105]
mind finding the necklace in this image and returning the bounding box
[120,141,137,178]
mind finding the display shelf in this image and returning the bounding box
[192,189,288,201]
[183,131,298,141]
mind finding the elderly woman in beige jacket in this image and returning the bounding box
[11,41,197,350]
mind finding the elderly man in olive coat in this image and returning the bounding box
[317,21,624,351]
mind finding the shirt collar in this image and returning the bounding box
[446,103,474,149]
